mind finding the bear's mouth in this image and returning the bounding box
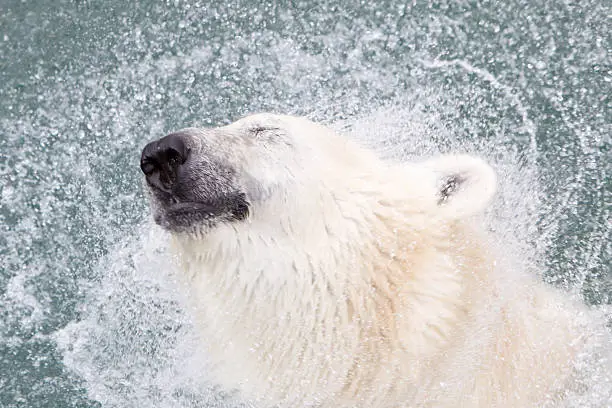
[153,193,250,232]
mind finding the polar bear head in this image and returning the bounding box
[139,113,499,405]
[140,113,496,239]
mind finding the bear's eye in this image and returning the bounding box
[249,126,280,138]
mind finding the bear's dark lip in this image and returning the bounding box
[153,202,225,231]
[152,193,250,231]
[166,201,220,216]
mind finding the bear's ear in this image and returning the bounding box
[422,154,497,219]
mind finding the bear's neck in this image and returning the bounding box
[168,208,484,397]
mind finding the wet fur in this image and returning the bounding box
[146,114,591,407]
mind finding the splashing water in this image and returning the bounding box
[1,1,610,407]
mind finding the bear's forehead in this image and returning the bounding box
[226,113,286,130]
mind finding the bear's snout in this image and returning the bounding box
[140,133,191,193]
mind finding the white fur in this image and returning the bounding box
[164,114,594,408]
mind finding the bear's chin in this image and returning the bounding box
[153,203,217,232]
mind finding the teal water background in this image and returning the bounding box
[0,1,610,407]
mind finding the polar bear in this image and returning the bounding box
[139,113,590,408]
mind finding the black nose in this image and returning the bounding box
[140,133,190,193]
